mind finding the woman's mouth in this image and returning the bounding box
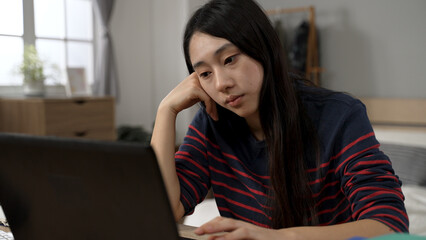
[226,95,244,107]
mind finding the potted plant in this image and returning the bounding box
[19,44,46,97]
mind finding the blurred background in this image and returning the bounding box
[0,0,425,142]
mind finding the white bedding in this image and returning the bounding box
[402,185,426,236]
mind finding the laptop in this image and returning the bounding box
[0,133,194,240]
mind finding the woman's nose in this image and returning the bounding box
[215,70,234,92]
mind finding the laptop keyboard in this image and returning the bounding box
[0,230,13,240]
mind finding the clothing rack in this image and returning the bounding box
[266,6,323,86]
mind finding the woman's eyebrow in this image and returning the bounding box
[192,43,234,70]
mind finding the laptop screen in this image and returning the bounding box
[0,133,181,240]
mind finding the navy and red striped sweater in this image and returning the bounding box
[175,87,408,232]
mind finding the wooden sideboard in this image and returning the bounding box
[0,97,116,141]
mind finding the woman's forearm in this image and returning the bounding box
[280,219,394,240]
[196,217,396,240]
[151,103,185,220]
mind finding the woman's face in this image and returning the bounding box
[189,32,264,121]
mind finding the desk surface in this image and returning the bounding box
[0,224,217,239]
[179,224,225,240]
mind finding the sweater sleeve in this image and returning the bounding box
[175,109,211,216]
[334,101,409,232]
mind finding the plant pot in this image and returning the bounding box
[23,81,45,97]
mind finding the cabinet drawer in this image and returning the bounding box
[48,128,116,141]
[0,97,116,141]
[44,99,114,134]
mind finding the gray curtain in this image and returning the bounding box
[93,0,119,100]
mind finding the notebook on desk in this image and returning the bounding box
[0,133,195,240]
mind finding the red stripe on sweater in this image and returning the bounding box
[348,186,404,200]
[371,218,404,233]
[209,166,237,179]
[176,167,208,189]
[176,151,191,157]
[208,152,270,189]
[185,135,206,147]
[337,144,380,173]
[177,172,201,202]
[212,180,253,198]
[189,125,269,181]
[352,201,375,218]
[315,191,342,207]
[209,166,270,198]
[181,143,207,159]
[215,194,271,220]
[181,193,191,207]
[222,152,270,180]
[344,169,375,176]
[315,197,347,216]
[375,214,408,231]
[358,205,408,222]
[312,180,340,198]
[211,180,271,209]
[322,203,351,225]
[352,159,391,168]
[307,132,375,173]
[175,155,209,176]
[309,169,335,185]
[358,190,400,202]
[189,125,220,149]
[332,132,375,160]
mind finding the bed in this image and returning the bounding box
[363,97,426,236]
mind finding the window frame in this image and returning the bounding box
[0,0,96,95]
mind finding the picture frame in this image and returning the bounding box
[66,67,91,96]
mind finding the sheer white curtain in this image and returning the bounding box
[93,0,119,100]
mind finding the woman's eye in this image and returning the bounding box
[200,72,211,78]
[224,55,237,65]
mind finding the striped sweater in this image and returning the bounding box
[175,88,408,232]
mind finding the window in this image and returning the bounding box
[0,0,94,87]
[0,0,24,85]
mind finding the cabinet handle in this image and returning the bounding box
[74,99,87,105]
[74,131,88,137]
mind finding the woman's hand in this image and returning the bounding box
[194,217,394,240]
[160,72,218,120]
[194,217,299,240]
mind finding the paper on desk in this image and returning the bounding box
[0,206,5,221]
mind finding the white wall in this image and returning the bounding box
[110,0,154,130]
[257,0,426,98]
[111,0,197,142]
[151,0,195,142]
[110,0,426,141]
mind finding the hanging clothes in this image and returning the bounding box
[274,19,292,69]
[288,21,310,73]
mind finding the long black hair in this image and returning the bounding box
[183,0,319,228]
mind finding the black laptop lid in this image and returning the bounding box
[0,133,180,240]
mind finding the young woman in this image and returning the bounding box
[151,0,408,239]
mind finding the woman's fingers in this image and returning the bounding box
[163,72,218,120]
[187,73,218,121]
[195,217,245,235]
[195,217,282,240]
[162,73,204,112]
